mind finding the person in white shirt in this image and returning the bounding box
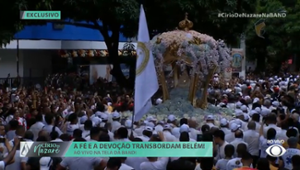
[90,114,102,127]
[99,113,108,128]
[241,105,249,114]
[188,118,200,140]
[39,157,53,170]
[111,112,121,133]
[57,157,106,170]
[43,114,63,137]
[279,137,300,170]
[162,124,177,142]
[263,114,282,138]
[234,109,248,131]
[125,156,148,170]
[213,129,228,160]
[134,121,147,137]
[179,124,196,142]
[28,113,45,141]
[140,157,169,170]
[118,157,134,170]
[167,115,180,138]
[6,120,18,141]
[215,144,234,170]
[66,113,83,136]
[124,120,137,138]
[259,122,277,158]
[137,126,152,142]
[6,131,32,170]
[154,121,164,133]
[0,137,20,170]
[105,158,122,170]
[82,120,92,139]
[205,115,218,128]
[230,130,248,156]
[250,113,261,132]
[219,118,231,135]
[243,121,259,166]
[116,127,131,142]
[225,123,240,143]
[88,127,101,142]
[226,143,248,170]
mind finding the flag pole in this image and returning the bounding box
[131,102,135,129]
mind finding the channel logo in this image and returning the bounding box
[266,144,286,157]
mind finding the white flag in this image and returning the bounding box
[134,5,159,121]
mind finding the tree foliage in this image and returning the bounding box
[0,0,257,88]
[245,0,300,71]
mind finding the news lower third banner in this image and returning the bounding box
[20,142,213,157]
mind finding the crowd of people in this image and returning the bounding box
[0,73,300,170]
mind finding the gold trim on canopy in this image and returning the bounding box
[178,13,193,31]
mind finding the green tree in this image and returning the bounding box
[1,0,257,88]
[245,0,300,72]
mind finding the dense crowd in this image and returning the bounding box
[1,73,300,170]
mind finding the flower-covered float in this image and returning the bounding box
[152,13,231,108]
[139,13,233,123]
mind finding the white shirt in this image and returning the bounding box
[140,157,168,170]
[125,157,148,170]
[189,128,201,140]
[254,122,261,132]
[230,138,248,156]
[216,141,229,160]
[277,129,288,141]
[226,158,242,170]
[240,121,248,131]
[85,136,90,141]
[127,129,137,138]
[119,163,134,170]
[82,130,90,139]
[134,126,145,137]
[163,131,177,142]
[263,124,282,138]
[116,138,131,142]
[51,138,63,142]
[259,136,281,158]
[225,132,235,143]
[0,161,5,170]
[66,123,84,136]
[5,150,27,170]
[43,125,63,136]
[155,125,163,132]
[194,164,201,170]
[29,121,45,141]
[206,122,218,128]
[60,157,102,170]
[215,158,230,170]
[189,138,196,142]
[243,130,259,156]
[111,121,121,132]
[281,148,300,170]
[172,127,180,138]
[220,127,231,135]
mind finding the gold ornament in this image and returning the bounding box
[189,36,202,45]
[178,13,193,31]
[156,37,162,44]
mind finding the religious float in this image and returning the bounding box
[127,13,234,123]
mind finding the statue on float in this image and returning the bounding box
[151,13,231,109]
